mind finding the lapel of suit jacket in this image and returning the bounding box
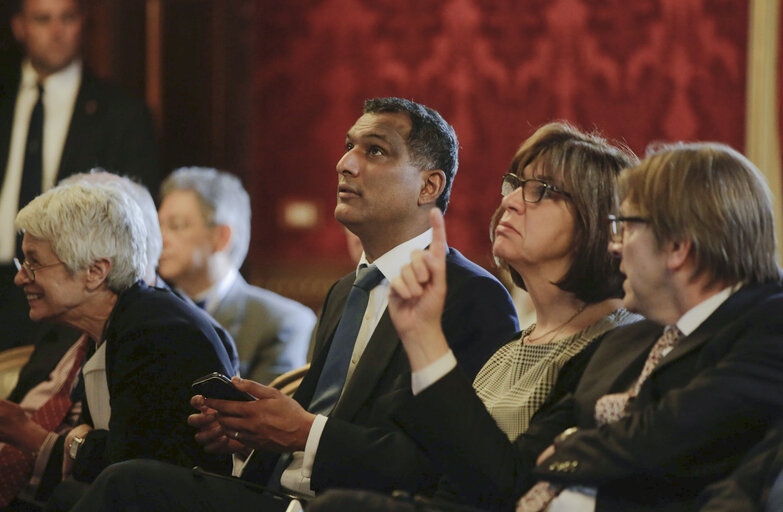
[653,283,774,374]
[0,64,21,189]
[57,69,93,180]
[210,273,244,329]
[579,320,662,399]
[293,275,352,408]
[331,309,400,419]
[330,249,454,417]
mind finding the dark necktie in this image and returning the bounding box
[266,265,384,490]
[19,83,44,210]
[308,264,385,416]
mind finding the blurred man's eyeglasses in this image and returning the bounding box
[608,215,650,243]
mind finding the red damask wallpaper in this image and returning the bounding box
[249,0,748,299]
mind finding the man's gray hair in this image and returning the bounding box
[60,169,162,279]
[15,182,147,293]
[160,167,251,269]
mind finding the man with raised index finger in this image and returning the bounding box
[70,97,519,511]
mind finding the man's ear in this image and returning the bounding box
[418,170,446,206]
[666,239,692,272]
[212,224,232,253]
[85,258,112,291]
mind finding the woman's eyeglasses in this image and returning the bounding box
[501,173,572,203]
[13,258,64,282]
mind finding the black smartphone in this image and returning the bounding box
[191,372,256,401]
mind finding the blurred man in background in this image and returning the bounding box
[158,167,315,383]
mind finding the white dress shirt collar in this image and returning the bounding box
[676,284,741,336]
[21,58,82,95]
[192,267,238,314]
[357,228,434,281]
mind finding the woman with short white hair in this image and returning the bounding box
[3,182,235,505]
[17,182,147,304]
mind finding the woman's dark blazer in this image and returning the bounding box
[35,282,235,500]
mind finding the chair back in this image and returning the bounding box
[268,363,310,397]
[0,345,35,399]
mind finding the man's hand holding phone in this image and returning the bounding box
[189,374,316,454]
[189,372,255,455]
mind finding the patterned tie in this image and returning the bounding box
[307,264,384,416]
[517,325,684,512]
[0,334,89,506]
[19,83,44,210]
[594,325,683,426]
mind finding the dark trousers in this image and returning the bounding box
[308,490,489,512]
[70,460,293,512]
[71,459,488,512]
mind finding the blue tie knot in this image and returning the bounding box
[354,265,384,291]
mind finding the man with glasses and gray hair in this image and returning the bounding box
[157,167,315,385]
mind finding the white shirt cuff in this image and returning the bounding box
[548,486,597,512]
[302,414,327,478]
[231,449,255,477]
[278,414,327,497]
[411,350,457,395]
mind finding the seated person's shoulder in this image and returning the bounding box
[605,317,660,337]
[112,282,216,334]
[240,282,316,321]
[444,247,492,276]
[746,281,783,318]
[443,247,510,295]
[589,319,661,356]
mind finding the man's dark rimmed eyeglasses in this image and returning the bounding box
[501,173,572,203]
[608,214,650,243]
